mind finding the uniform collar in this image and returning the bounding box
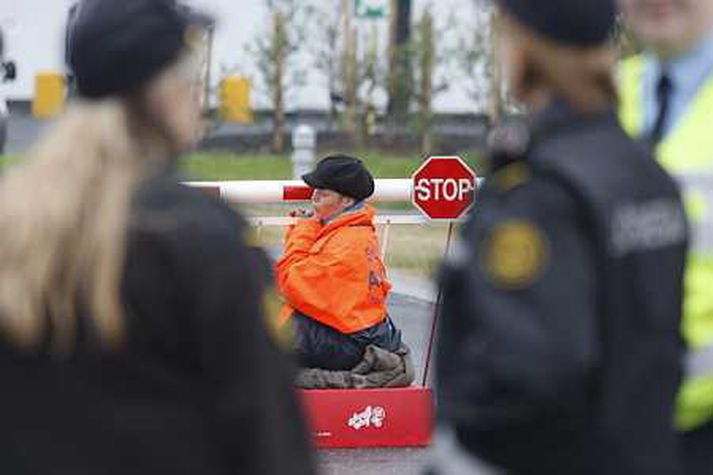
[640,27,713,136]
[649,26,713,100]
[530,98,615,144]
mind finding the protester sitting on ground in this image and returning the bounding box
[275,155,414,389]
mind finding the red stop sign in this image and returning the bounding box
[412,156,477,220]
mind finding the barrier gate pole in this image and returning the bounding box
[421,221,456,387]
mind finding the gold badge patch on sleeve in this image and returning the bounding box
[482,220,550,289]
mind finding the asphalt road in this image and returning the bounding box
[5,113,47,154]
[320,447,434,475]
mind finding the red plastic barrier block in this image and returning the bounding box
[300,387,434,448]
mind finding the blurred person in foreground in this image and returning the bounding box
[618,1,713,473]
[0,0,315,473]
[275,155,414,389]
[433,0,688,473]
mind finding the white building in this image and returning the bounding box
[0,0,484,113]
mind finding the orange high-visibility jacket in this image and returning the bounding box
[275,205,391,334]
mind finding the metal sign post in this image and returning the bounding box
[412,156,478,386]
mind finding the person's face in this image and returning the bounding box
[619,0,713,57]
[143,55,204,152]
[311,189,354,220]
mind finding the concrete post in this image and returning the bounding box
[291,124,316,180]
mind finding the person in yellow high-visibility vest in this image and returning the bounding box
[618,1,713,473]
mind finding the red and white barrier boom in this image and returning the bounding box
[188,157,479,449]
[187,177,483,206]
[187,178,412,203]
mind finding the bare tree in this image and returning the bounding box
[250,0,306,153]
[360,24,383,141]
[304,0,388,143]
[412,7,449,155]
[387,0,413,124]
[342,8,360,141]
[456,3,496,116]
[457,3,524,121]
[342,25,385,145]
[304,1,343,130]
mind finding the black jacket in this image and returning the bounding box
[438,102,688,475]
[0,173,316,475]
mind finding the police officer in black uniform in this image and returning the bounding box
[0,1,315,474]
[435,0,688,473]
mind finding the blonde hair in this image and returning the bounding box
[500,13,617,113]
[0,98,168,353]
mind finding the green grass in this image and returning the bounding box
[181,151,428,181]
[3,151,482,180]
[0,155,22,170]
[180,154,290,180]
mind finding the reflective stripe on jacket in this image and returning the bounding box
[275,205,391,334]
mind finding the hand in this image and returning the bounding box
[288,208,314,219]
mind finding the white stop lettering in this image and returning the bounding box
[415,178,474,201]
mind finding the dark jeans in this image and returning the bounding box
[682,420,713,475]
[292,311,402,371]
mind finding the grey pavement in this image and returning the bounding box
[390,271,438,303]
[5,113,48,154]
[389,292,436,385]
[319,448,434,475]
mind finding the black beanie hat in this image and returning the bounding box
[67,0,213,99]
[302,155,376,201]
[498,0,616,47]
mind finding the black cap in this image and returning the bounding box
[302,155,375,201]
[498,0,616,47]
[67,0,213,99]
